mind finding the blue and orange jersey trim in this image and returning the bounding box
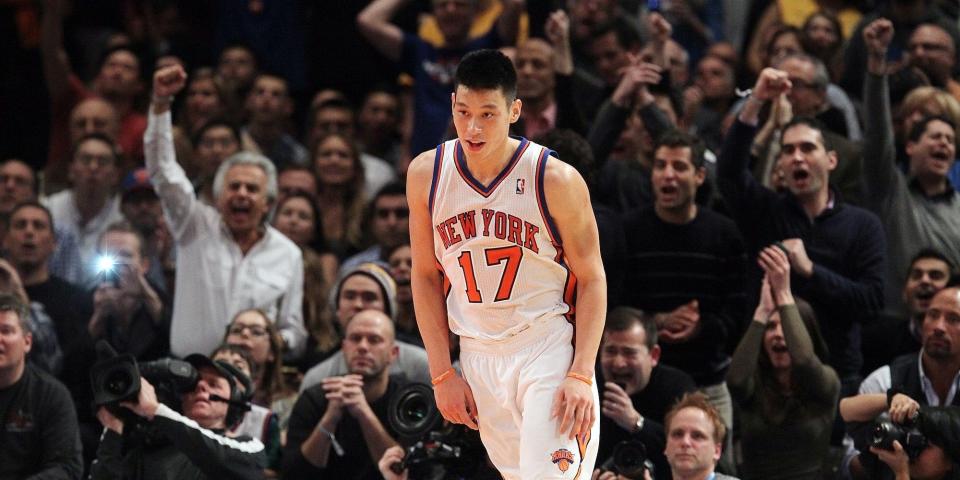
[534,147,563,246]
[454,137,530,197]
[428,143,445,215]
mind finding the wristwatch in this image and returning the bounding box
[633,415,645,434]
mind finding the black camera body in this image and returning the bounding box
[599,440,652,479]
[871,420,928,459]
[387,382,488,479]
[90,342,198,411]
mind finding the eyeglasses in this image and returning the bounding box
[376,207,409,219]
[227,324,269,337]
[75,154,116,167]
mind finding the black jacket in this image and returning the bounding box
[89,404,265,480]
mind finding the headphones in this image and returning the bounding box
[211,360,254,429]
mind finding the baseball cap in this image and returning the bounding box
[121,168,157,201]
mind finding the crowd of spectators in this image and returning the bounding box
[2,0,960,478]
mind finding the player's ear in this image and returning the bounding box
[509,98,522,124]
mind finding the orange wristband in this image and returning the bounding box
[566,372,592,386]
[431,368,456,386]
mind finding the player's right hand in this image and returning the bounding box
[435,374,479,430]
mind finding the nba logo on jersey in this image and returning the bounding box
[551,448,574,473]
[516,178,525,194]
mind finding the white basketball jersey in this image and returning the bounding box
[429,137,574,342]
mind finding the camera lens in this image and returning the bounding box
[401,396,428,423]
[105,370,133,395]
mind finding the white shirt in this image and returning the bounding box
[859,351,960,406]
[145,110,306,358]
[43,189,123,272]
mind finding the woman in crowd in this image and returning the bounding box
[223,309,298,430]
[311,132,367,259]
[211,343,282,477]
[802,11,845,81]
[727,244,840,480]
[272,191,340,364]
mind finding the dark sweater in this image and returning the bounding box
[622,207,748,385]
[727,304,840,480]
[0,364,83,479]
[598,364,697,480]
[718,119,887,377]
[283,376,404,479]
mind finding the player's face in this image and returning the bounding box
[921,288,960,361]
[600,324,658,395]
[181,366,231,429]
[903,258,951,316]
[665,407,721,477]
[778,124,836,199]
[652,146,704,212]
[451,85,521,160]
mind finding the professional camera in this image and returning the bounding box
[387,382,489,479]
[871,420,929,459]
[90,341,198,410]
[599,440,652,479]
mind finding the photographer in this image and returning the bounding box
[88,222,169,361]
[89,354,266,480]
[283,309,403,479]
[595,307,697,480]
[841,397,960,479]
[841,284,960,479]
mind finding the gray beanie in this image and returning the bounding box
[331,262,398,321]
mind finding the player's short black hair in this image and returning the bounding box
[654,129,706,168]
[454,49,517,103]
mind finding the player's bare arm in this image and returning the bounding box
[407,150,479,430]
[544,157,607,439]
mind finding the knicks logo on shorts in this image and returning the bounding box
[551,448,575,473]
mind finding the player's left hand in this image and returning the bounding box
[552,374,595,440]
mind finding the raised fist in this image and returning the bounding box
[863,18,894,56]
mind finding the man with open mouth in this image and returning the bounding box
[718,67,886,404]
[860,17,960,317]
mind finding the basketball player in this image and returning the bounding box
[407,49,607,479]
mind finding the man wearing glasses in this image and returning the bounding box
[43,134,125,268]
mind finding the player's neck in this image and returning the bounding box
[461,137,520,185]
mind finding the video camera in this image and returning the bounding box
[89,341,198,412]
[386,382,489,480]
[599,440,652,479]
